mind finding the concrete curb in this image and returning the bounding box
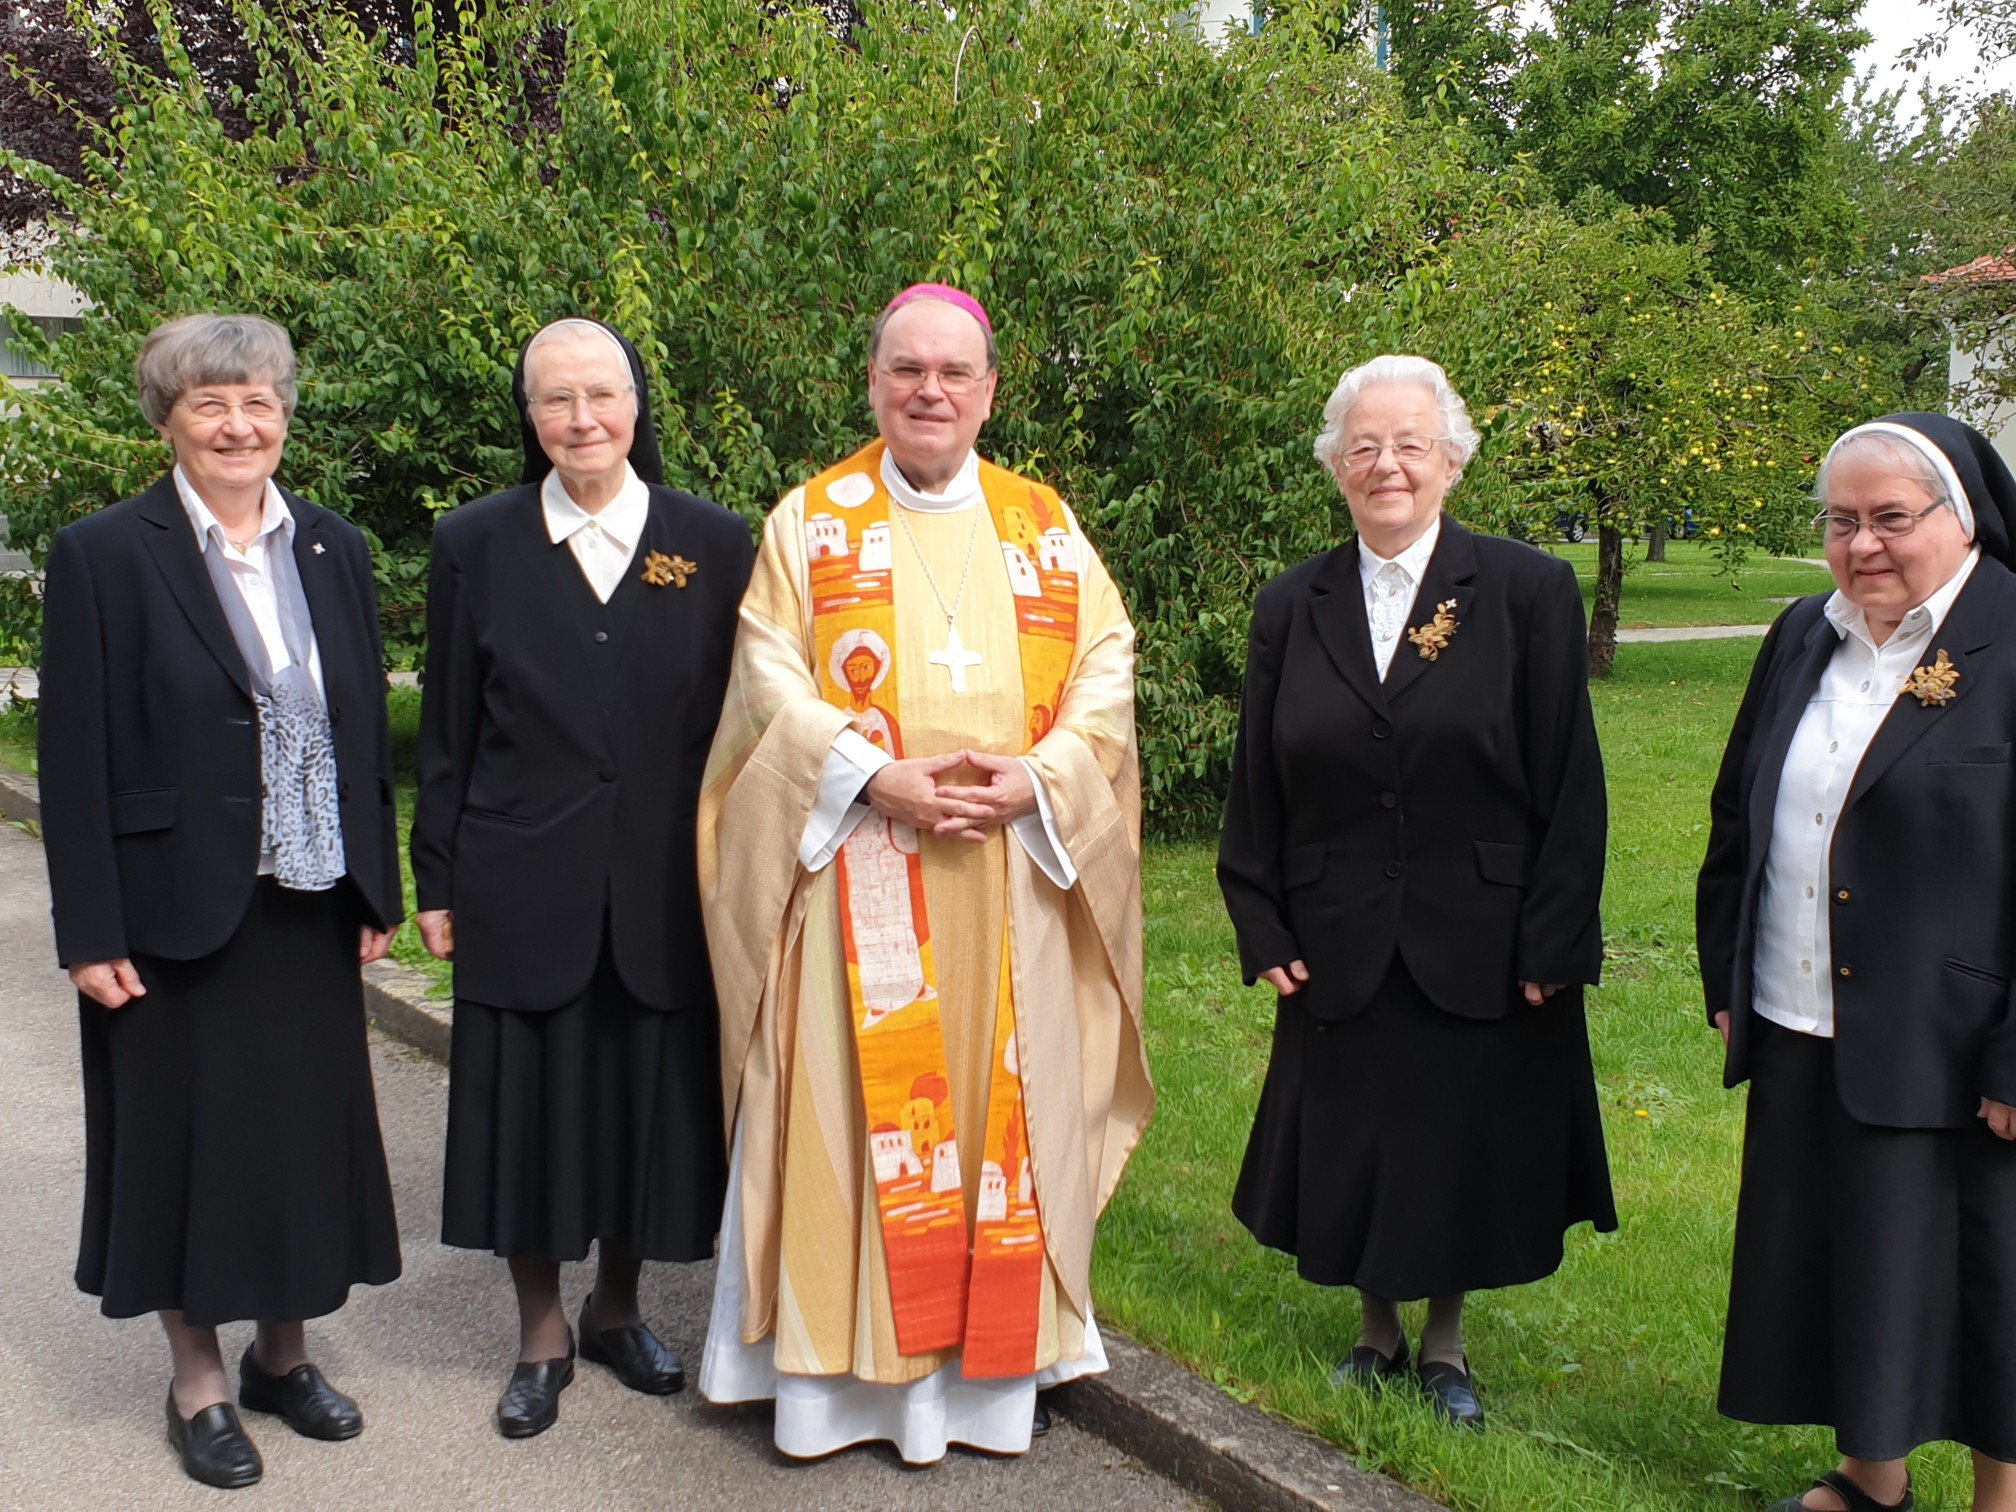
[1052,1334,1445,1512]
[0,757,1444,1512]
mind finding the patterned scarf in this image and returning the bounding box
[201,520,345,891]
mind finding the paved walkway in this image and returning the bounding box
[0,821,1203,1511]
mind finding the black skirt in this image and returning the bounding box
[1233,956,1617,1298]
[75,879,402,1327]
[440,937,725,1263]
[1720,1016,2016,1462]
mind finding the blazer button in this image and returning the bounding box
[1384,861,1403,879]
[1380,792,1397,809]
[329,705,342,726]
[1371,721,1391,739]
[1836,889,1850,902]
[594,630,610,644]
[1838,966,1852,978]
[598,761,618,782]
[339,781,351,801]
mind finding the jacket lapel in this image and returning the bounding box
[285,494,351,695]
[1844,560,2009,809]
[1382,515,1478,705]
[1305,541,1388,715]
[136,476,252,698]
[1744,604,1844,854]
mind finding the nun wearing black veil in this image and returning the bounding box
[411,318,755,1438]
[1697,414,2016,1512]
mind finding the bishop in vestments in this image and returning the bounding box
[697,285,1152,1462]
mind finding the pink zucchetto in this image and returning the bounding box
[881,282,992,337]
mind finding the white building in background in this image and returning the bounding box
[1928,250,2016,471]
[1187,0,1260,42]
[1,225,87,389]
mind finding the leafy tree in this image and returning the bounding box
[1421,206,1875,671]
[1379,0,1871,301]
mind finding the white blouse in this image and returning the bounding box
[1752,548,1980,1037]
[1358,517,1442,680]
[541,464,649,603]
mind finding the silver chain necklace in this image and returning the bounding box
[892,504,986,692]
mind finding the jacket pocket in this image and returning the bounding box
[1928,742,2012,766]
[1943,956,2008,988]
[460,805,531,828]
[110,787,178,835]
[1281,841,1326,889]
[1474,839,1531,887]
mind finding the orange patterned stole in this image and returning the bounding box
[804,439,1082,1377]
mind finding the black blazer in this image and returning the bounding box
[410,482,754,1013]
[1697,560,2016,1128]
[1217,515,1607,1021]
[38,474,403,967]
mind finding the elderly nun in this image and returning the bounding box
[1217,354,1614,1430]
[411,318,754,1439]
[38,313,404,1489]
[1698,414,2016,1512]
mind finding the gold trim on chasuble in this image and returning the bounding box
[804,439,1081,1377]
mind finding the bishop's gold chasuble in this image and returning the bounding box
[700,442,1152,1387]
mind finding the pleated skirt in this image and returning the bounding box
[1233,957,1617,1299]
[75,878,402,1327]
[1720,1017,2016,1462]
[440,939,725,1263]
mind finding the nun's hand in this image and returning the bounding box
[359,926,393,966]
[1259,961,1309,997]
[1981,1098,2016,1141]
[1714,1011,1731,1049]
[1520,981,1563,1005]
[69,958,146,1009]
[417,909,455,961]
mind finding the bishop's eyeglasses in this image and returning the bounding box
[877,362,987,395]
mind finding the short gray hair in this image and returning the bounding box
[135,314,297,426]
[1313,354,1480,480]
[868,300,1000,373]
[1816,429,1951,509]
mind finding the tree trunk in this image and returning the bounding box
[1588,521,1625,677]
[1646,514,1667,563]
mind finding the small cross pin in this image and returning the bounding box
[311,543,325,554]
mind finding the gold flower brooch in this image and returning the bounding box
[642,551,697,589]
[1900,649,1959,707]
[1407,599,1460,661]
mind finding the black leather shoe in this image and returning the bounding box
[1330,1332,1411,1388]
[497,1336,576,1439]
[1416,1356,1485,1429]
[1767,1469,1914,1512]
[165,1389,263,1489]
[238,1349,363,1441]
[1032,1397,1052,1437]
[578,1300,684,1395]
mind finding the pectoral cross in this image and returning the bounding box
[927,624,983,693]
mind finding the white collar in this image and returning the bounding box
[881,449,982,514]
[541,464,650,550]
[174,465,292,553]
[1359,515,1442,584]
[1824,544,1981,650]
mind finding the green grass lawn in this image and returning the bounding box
[1547,539,1833,629]
[1094,636,1979,1512]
